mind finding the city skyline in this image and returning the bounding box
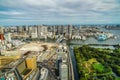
[0,0,120,26]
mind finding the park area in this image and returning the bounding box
[74,45,120,80]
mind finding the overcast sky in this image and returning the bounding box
[0,0,120,25]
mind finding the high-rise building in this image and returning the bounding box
[60,63,68,80]
[4,33,11,42]
[17,26,23,33]
[0,55,38,80]
[23,25,29,32]
[16,55,37,79]
[37,25,41,39]
[0,26,4,34]
[26,56,37,69]
[0,34,4,41]
[64,26,69,38]
[68,25,73,39]
[53,26,57,37]
[28,26,38,38]
[9,26,17,32]
[57,25,64,35]
[28,26,32,36]
[37,25,48,39]
[31,27,38,38]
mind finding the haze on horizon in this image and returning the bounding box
[0,0,120,26]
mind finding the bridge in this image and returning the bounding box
[56,35,66,43]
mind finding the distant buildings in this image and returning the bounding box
[0,24,117,50]
[68,24,73,39]
[31,27,38,38]
[0,34,4,41]
[0,25,117,54]
[4,33,11,42]
[0,26,4,41]
[28,26,33,37]
[37,25,48,39]
[17,26,23,33]
[0,25,88,41]
[97,34,107,41]
[0,26,4,34]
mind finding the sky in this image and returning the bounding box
[0,0,120,26]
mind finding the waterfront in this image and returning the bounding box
[69,28,120,80]
[70,28,120,45]
[1,0,120,79]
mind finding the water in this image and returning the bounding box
[70,28,120,45]
[69,46,79,80]
[69,28,120,80]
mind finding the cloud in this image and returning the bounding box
[0,11,24,15]
[0,0,120,25]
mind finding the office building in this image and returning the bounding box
[0,26,4,34]
[26,56,37,69]
[60,63,68,80]
[37,26,48,39]
[57,25,64,35]
[17,26,23,33]
[68,25,73,39]
[16,55,37,80]
[28,26,38,38]
[0,56,20,66]
[4,33,11,42]
[28,26,33,37]
[39,67,48,80]
[0,34,4,41]
[30,27,38,39]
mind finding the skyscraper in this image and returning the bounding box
[0,34,4,41]
[31,27,38,38]
[17,26,23,33]
[37,25,42,39]
[4,33,11,42]
[0,26,4,34]
[68,24,73,39]
[37,25,48,39]
[57,25,64,35]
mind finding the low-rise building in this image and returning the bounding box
[60,63,68,80]
[0,54,38,80]
[39,67,49,80]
